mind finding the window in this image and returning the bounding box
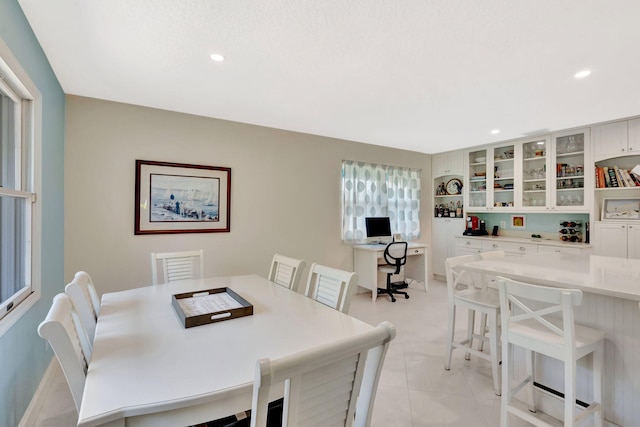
[341,160,421,242]
[0,55,35,324]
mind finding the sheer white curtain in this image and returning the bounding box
[341,160,421,243]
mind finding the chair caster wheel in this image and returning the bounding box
[405,294,410,299]
[391,297,396,302]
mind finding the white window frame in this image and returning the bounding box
[0,38,42,337]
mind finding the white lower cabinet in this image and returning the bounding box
[594,221,640,259]
[431,218,465,276]
[481,240,537,257]
[537,245,584,255]
[454,236,590,259]
[455,238,482,257]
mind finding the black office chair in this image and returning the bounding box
[377,241,409,302]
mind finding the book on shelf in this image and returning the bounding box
[607,167,619,187]
[596,164,640,188]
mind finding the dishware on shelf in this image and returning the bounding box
[475,156,486,163]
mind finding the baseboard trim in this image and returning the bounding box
[19,357,58,427]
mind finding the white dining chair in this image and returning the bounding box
[38,293,91,412]
[268,254,306,292]
[64,271,100,344]
[304,263,358,314]
[250,321,396,427]
[444,254,501,395]
[497,277,604,427]
[150,249,204,285]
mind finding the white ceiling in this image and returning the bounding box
[17,0,640,154]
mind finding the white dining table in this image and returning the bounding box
[460,252,640,427]
[77,275,375,427]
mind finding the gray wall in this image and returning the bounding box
[65,96,432,294]
[0,1,65,426]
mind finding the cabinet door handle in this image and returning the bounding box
[622,225,626,229]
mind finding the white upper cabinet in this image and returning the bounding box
[432,150,463,177]
[520,136,551,210]
[593,120,628,160]
[593,118,640,161]
[550,128,591,212]
[628,118,640,156]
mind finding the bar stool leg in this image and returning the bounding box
[478,312,488,352]
[501,342,511,427]
[593,340,604,427]
[523,350,536,413]
[444,303,456,370]
[488,310,501,395]
[564,350,577,427]
[465,308,475,360]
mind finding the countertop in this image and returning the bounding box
[454,234,592,249]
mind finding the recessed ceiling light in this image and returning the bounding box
[574,70,591,79]
[210,54,225,62]
[491,129,500,135]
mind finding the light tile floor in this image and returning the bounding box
[34,278,555,427]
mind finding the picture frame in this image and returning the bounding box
[601,198,640,221]
[511,215,526,229]
[135,160,231,235]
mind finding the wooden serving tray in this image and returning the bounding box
[171,287,253,328]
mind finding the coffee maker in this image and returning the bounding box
[463,215,489,236]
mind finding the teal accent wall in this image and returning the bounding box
[0,1,65,426]
[473,212,590,236]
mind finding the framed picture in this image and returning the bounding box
[135,160,231,235]
[601,198,640,221]
[511,215,526,229]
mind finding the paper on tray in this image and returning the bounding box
[177,292,243,317]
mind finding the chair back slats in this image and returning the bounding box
[304,263,357,313]
[65,271,100,344]
[293,355,359,426]
[251,321,395,427]
[268,254,306,291]
[38,293,90,412]
[150,249,204,285]
[164,257,196,282]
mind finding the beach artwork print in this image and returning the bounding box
[602,199,640,220]
[150,174,220,222]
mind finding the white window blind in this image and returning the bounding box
[341,160,421,243]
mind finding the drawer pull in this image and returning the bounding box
[492,244,498,248]
[519,246,525,251]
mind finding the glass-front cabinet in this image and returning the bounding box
[491,143,515,209]
[521,137,551,210]
[467,144,515,211]
[551,129,590,211]
[467,148,489,210]
[465,129,590,213]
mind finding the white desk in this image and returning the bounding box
[461,253,640,426]
[78,275,374,427]
[353,242,428,301]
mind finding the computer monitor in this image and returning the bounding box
[365,217,392,243]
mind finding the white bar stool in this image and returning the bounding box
[497,277,604,427]
[444,255,501,396]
